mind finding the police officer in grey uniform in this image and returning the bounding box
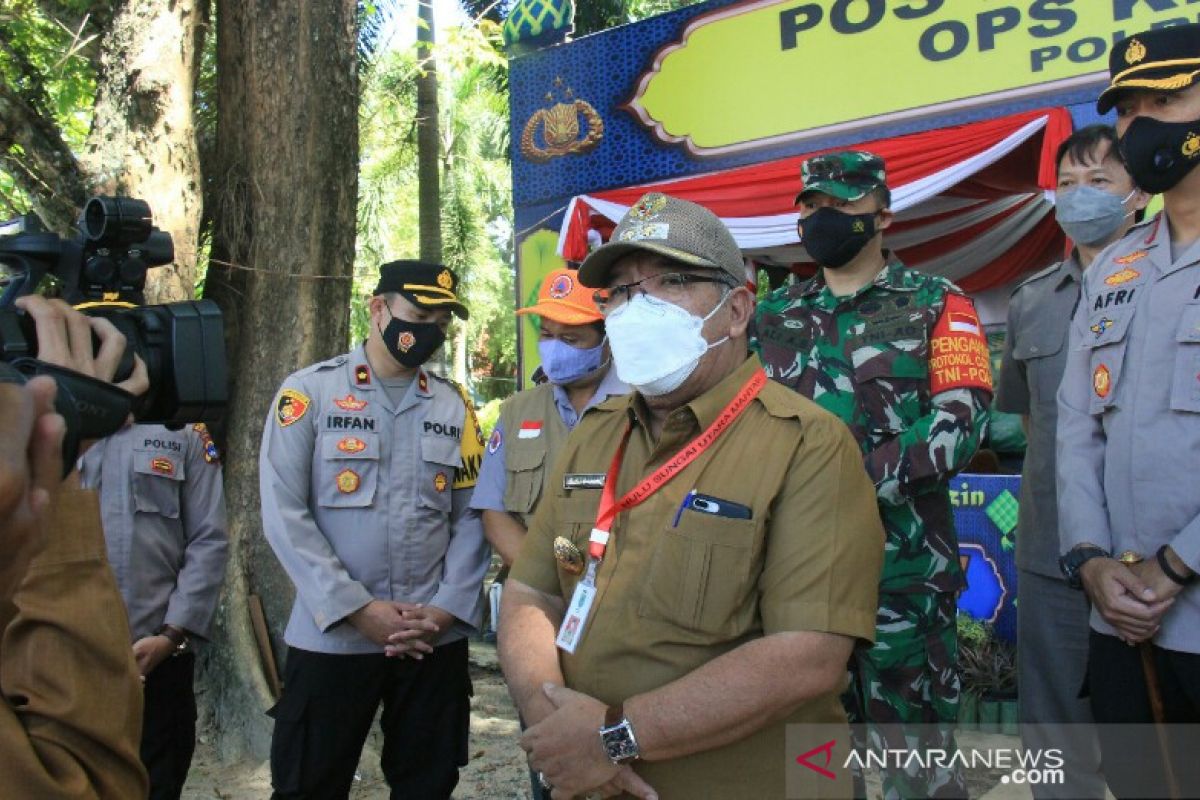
[1056,24,1200,799]
[78,421,229,800]
[260,260,489,800]
[996,124,1147,799]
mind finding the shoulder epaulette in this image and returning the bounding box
[1011,261,1064,295]
[430,373,472,406]
[293,353,349,378]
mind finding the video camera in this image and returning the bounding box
[0,197,227,468]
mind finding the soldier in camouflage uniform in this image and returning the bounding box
[756,152,992,799]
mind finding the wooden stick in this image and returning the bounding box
[1118,551,1180,800]
[249,593,283,701]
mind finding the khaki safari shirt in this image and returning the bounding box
[511,357,884,798]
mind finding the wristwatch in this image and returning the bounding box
[599,704,640,765]
[158,624,191,657]
[1059,545,1110,589]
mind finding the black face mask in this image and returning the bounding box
[1119,113,1200,194]
[799,207,878,269]
[379,305,446,368]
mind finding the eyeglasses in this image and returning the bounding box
[592,272,733,313]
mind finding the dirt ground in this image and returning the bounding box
[182,642,529,799]
[181,641,1038,800]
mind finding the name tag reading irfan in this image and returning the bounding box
[555,566,597,654]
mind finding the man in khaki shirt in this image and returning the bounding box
[500,194,884,799]
[1,296,150,799]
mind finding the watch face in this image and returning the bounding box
[602,723,639,763]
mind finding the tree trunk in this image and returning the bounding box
[81,0,206,303]
[202,0,359,759]
[416,0,441,263]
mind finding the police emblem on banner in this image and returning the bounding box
[520,80,604,164]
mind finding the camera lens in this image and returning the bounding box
[120,254,147,286]
[84,253,117,285]
[83,197,152,245]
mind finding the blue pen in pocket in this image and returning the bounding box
[672,490,696,528]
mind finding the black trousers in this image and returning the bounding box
[141,652,197,800]
[1087,630,1200,798]
[269,639,471,800]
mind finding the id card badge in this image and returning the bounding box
[555,562,598,654]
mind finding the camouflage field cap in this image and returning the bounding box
[577,193,744,288]
[1097,24,1200,114]
[797,151,888,204]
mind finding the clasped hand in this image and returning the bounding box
[520,683,657,800]
[1080,557,1184,644]
[348,600,452,658]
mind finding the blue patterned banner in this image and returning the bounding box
[953,474,1020,643]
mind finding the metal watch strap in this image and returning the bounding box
[1156,545,1195,586]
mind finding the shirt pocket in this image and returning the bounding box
[316,431,380,509]
[418,434,460,513]
[132,452,185,519]
[1171,302,1200,413]
[853,341,928,435]
[1011,323,1066,407]
[503,439,548,514]
[1078,308,1134,415]
[637,511,758,637]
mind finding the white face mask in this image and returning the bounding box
[604,291,730,396]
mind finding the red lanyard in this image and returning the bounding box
[587,367,767,561]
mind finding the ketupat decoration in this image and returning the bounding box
[503,0,575,55]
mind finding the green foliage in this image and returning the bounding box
[574,0,704,36]
[957,613,1017,698]
[355,11,516,396]
[0,0,97,212]
[476,396,503,437]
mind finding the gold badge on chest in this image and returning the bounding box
[553,536,585,576]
